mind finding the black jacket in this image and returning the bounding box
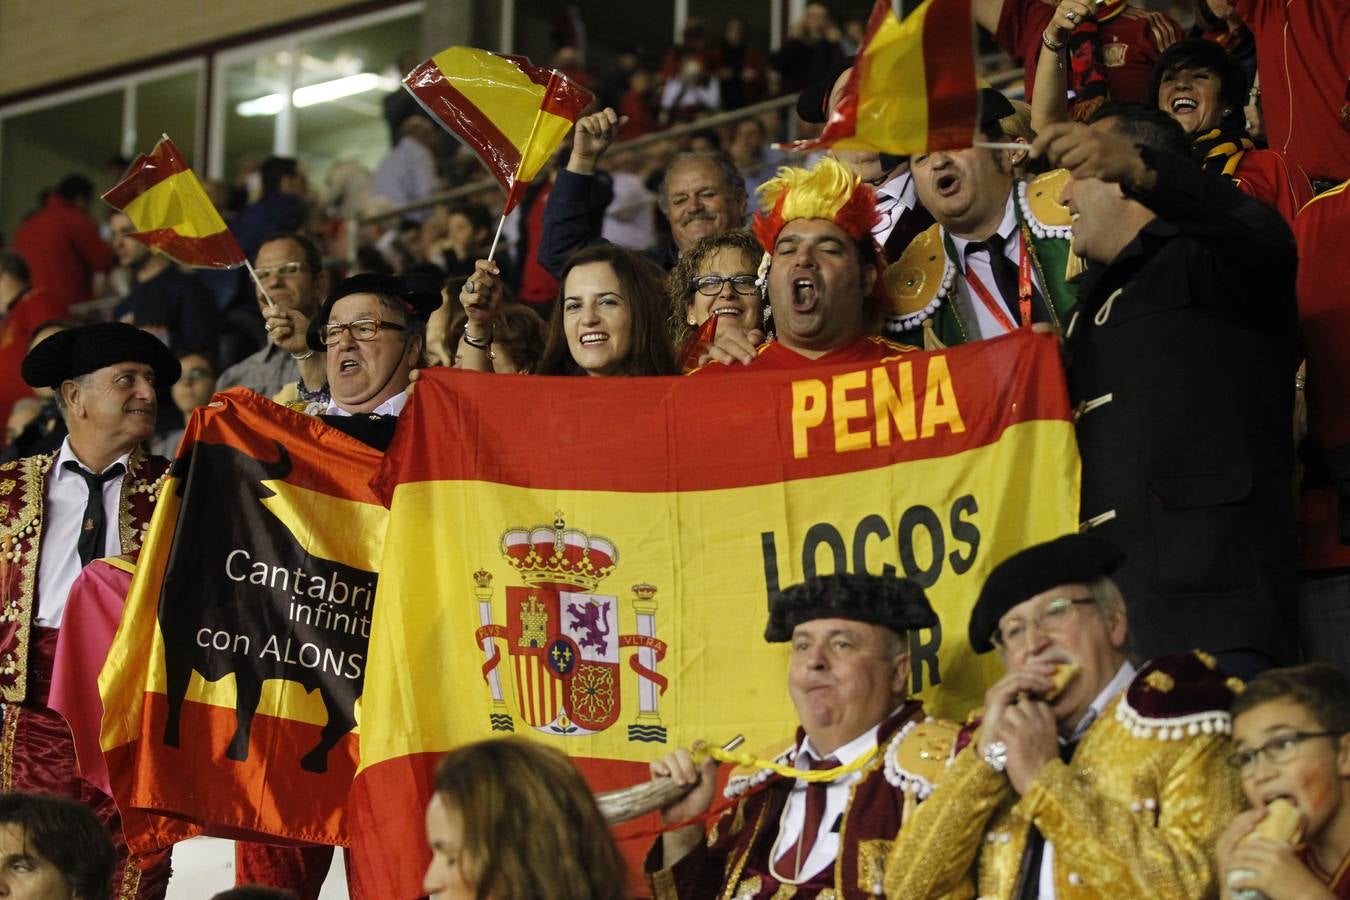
[1065,148,1299,664]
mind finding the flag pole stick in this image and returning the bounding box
[245,260,277,310]
[973,142,1028,152]
[486,212,508,264]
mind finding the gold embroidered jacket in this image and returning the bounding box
[884,653,1245,899]
[647,704,960,900]
[0,449,169,703]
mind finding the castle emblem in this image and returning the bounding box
[472,513,669,742]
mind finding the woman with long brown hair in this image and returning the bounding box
[422,737,629,899]
[458,244,677,377]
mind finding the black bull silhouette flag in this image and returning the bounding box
[99,389,387,853]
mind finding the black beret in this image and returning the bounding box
[978,87,1017,135]
[21,322,181,389]
[796,55,856,124]
[968,533,1126,654]
[765,572,939,642]
[305,271,444,352]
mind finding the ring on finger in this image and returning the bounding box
[464,280,477,294]
[1066,10,1078,21]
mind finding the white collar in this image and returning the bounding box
[1068,660,1136,743]
[950,189,1019,268]
[325,391,408,418]
[875,170,918,209]
[53,436,133,481]
[795,708,897,768]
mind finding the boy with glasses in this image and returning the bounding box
[1217,664,1350,899]
[886,532,1244,898]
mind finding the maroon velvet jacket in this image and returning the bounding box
[645,701,957,899]
[0,448,169,703]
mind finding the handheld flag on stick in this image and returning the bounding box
[784,0,980,155]
[102,136,245,270]
[403,47,593,257]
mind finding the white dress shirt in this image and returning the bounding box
[948,192,1049,340]
[323,391,408,418]
[772,714,890,883]
[35,438,132,627]
[872,171,919,247]
[1036,661,1137,899]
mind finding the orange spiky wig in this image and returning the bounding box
[751,156,880,253]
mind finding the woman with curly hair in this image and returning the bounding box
[665,229,765,369]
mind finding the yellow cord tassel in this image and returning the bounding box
[693,743,879,782]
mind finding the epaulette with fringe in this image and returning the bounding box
[1114,650,1245,741]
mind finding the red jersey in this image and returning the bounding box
[0,288,63,430]
[695,334,916,373]
[996,0,1182,104]
[1232,0,1350,183]
[11,195,114,310]
[1234,147,1314,227]
[1294,181,1350,571]
[1298,843,1350,897]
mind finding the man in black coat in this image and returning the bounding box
[1032,104,1298,677]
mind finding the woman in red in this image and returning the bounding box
[1032,7,1310,224]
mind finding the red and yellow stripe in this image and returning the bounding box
[789,0,979,155]
[102,137,244,269]
[404,48,593,212]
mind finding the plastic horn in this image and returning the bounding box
[596,734,745,825]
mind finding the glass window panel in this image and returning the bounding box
[294,13,422,192]
[222,50,291,188]
[134,70,201,165]
[1,90,124,242]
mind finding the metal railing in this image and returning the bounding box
[345,64,1026,264]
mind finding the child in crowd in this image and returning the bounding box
[1218,664,1350,898]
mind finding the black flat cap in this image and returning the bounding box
[21,321,181,389]
[306,271,444,352]
[796,55,856,124]
[968,533,1125,654]
[765,572,939,642]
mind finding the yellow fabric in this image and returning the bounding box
[122,169,229,238]
[431,46,574,184]
[831,0,933,154]
[700,742,878,782]
[358,415,1077,773]
[884,692,1244,898]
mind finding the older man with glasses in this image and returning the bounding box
[885,533,1245,899]
[216,232,330,402]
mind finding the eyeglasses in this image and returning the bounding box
[181,367,214,382]
[320,318,408,346]
[254,261,306,280]
[991,596,1095,651]
[692,274,758,296]
[1227,731,1341,774]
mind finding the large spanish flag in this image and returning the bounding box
[348,329,1080,896]
[787,0,979,154]
[403,48,593,213]
[101,136,245,269]
[99,389,386,853]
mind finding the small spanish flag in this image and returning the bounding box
[404,48,593,214]
[787,0,979,155]
[102,136,245,269]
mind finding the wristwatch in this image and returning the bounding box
[982,740,1009,773]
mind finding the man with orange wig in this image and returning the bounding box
[699,156,916,369]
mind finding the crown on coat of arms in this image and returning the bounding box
[499,512,618,592]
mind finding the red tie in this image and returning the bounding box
[782,754,840,871]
